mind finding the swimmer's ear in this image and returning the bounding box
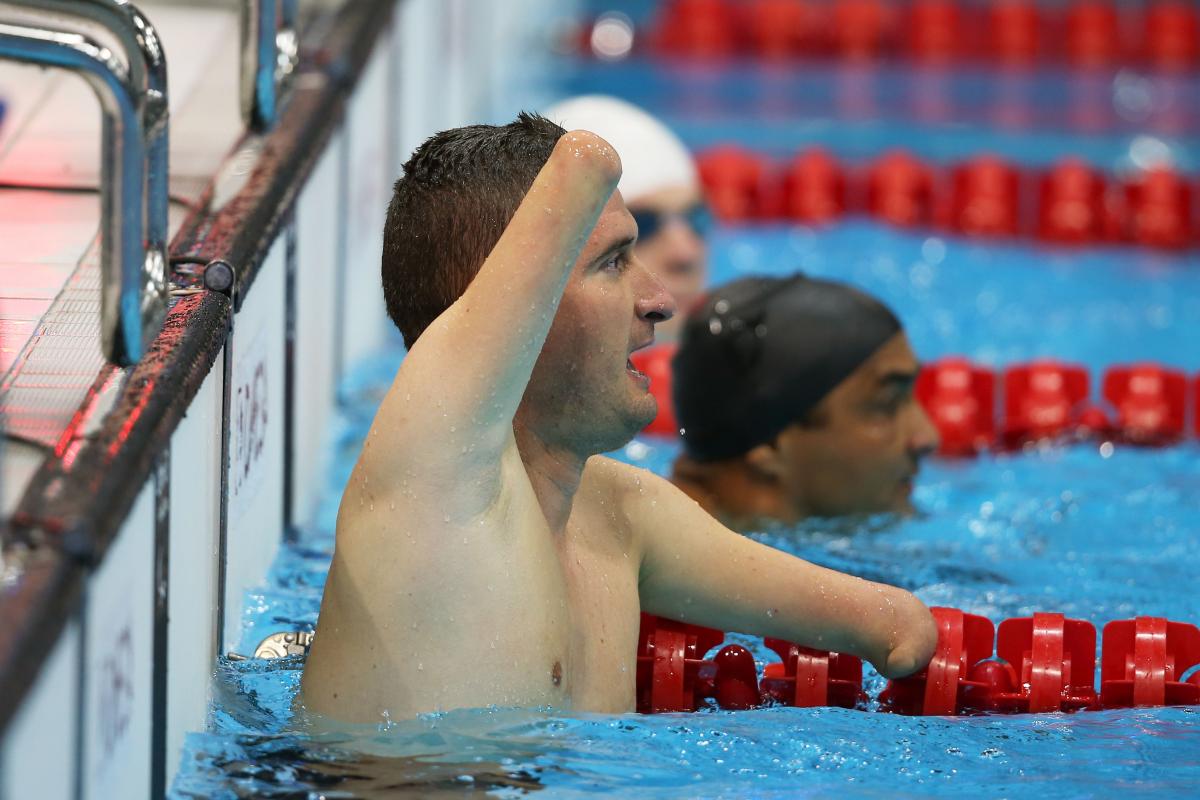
[744,440,786,482]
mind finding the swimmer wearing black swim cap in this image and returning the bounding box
[670,274,940,528]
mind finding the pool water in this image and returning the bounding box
[170,216,1200,798]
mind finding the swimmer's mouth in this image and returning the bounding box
[626,359,648,382]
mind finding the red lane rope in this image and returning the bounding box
[638,608,1200,715]
[696,146,1198,250]
[632,348,1200,453]
[576,0,1200,73]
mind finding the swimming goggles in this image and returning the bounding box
[631,202,714,242]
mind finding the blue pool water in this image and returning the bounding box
[171,51,1200,798]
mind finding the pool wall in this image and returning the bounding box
[0,1,567,797]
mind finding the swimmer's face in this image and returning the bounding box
[521,190,676,452]
[627,186,708,343]
[770,333,940,518]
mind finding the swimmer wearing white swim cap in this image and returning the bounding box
[544,95,709,342]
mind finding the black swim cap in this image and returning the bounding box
[673,273,902,461]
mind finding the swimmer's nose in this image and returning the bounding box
[908,401,940,460]
[636,264,677,323]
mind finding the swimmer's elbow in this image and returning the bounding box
[878,593,938,680]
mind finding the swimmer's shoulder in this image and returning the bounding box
[581,456,700,518]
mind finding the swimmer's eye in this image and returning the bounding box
[872,385,911,416]
[601,251,630,273]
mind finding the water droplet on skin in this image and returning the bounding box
[417,662,424,671]
[766,608,778,618]
[443,514,450,523]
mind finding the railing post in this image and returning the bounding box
[241,0,298,131]
[0,0,169,366]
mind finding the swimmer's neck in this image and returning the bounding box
[670,456,803,532]
[513,422,591,535]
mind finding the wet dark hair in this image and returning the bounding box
[673,274,902,461]
[382,112,566,349]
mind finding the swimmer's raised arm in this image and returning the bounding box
[367,132,620,483]
[619,462,937,678]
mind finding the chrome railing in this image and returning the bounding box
[241,0,299,130]
[0,0,169,366]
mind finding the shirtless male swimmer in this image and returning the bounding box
[300,114,937,721]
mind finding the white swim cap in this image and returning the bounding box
[542,95,698,204]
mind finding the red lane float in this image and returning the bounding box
[1101,617,1200,707]
[990,613,1098,713]
[635,613,761,712]
[879,607,995,715]
[988,0,1041,65]
[1065,0,1121,68]
[697,146,769,223]
[867,150,934,228]
[1124,168,1193,250]
[831,0,893,60]
[915,358,996,456]
[745,0,812,60]
[946,157,1022,237]
[1036,159,1112,244]
[634,611,1200,716]
[778,148,847,224]
[1144,1,1199,71]
[760,639,865,708]
[630,344,678,438]
[907,0,962,63]
[653,0,737,59]
[1001,360,1090,447]
[1102,364,1187,445]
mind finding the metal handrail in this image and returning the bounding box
[0,0,169,366]
[241,0,298,131]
